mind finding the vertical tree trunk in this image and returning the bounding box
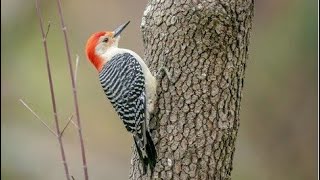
[129,0,254,179]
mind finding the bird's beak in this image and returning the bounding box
[113,21,130,38]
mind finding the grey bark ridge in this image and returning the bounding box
[129,0,254,179]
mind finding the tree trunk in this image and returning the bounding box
[129,0,254,179]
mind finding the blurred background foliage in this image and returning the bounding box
[1,0,318,180]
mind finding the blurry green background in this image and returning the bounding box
[1,0,318,180]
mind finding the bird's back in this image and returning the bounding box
[99,53,146,132]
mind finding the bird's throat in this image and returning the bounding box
[92,54,105,72]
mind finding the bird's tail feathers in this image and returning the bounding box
[133,131,157,175]
[134,138,148,174]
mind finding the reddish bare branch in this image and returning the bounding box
[35,0,71,179]
[55,0,89,179]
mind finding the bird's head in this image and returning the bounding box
[86,21,130,72]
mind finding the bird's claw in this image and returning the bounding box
[156,66,173,83]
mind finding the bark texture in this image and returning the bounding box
[129,0,254,179]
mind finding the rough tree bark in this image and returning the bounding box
[129,0,254,179]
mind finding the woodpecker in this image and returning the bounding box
[85,21,157,174]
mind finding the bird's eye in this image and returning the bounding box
[103,37,109,43]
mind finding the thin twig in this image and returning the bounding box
[60,114,74,137]
[71,119,80,129]
[75,55,79,84]
[62,113,79,129]
[45,21,51,39]
[55,1,89,179]
[35,1,71,179]
[19,99,57,137]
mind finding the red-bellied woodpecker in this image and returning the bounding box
[85,21,157,174]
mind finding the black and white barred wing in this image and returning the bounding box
[99,53,146,133]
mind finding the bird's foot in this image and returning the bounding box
[156,66,173,83]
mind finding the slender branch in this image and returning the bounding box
[45,21,51,39]
[60,114,74,137]
[55,1,89,179]
[35,1,71,180]
[19,99,58,137]
[62,113,79,130]
[74,55,79,84]
[71,119,80,129]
